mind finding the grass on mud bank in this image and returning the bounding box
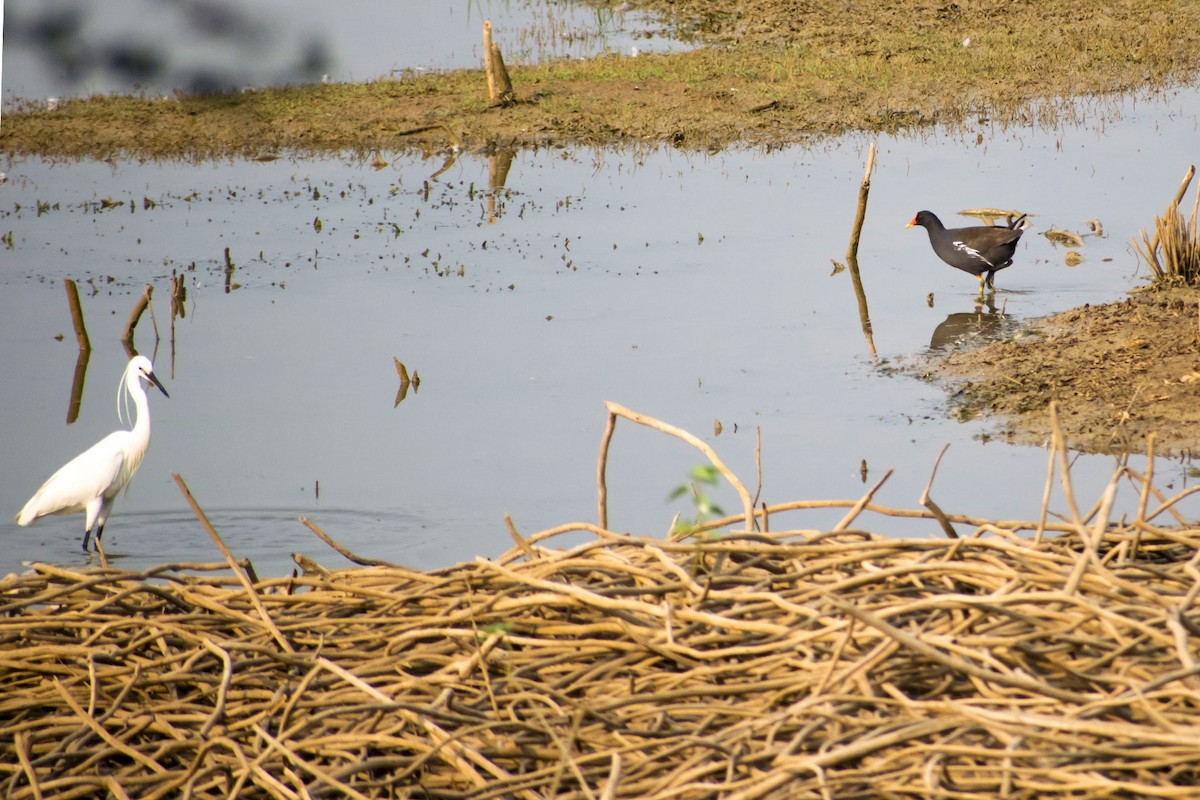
[1135,166,1200,286]
[3,0,1200,159]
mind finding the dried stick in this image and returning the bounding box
[146,288,160,342]
[483,20,498,103]
[518,521,624,551]
[121,283,153,345]
[1179,543,1200,617]
[919,444,958,539]
[63,277,91,351]
[751,427,764,521]
[737,719,961,800]
[199,639,234,736]
[845,142,876,264]
[604,401,755,531]
[1063,472,1119,596]
[53,679,166,775]
[253,724,372,800]
[1035,435,1057,546]
[1143,483,1200,525]
[66,346,90,425]
[490,46,514,104]
[482,20,514,105]
[1049,403,1085,530]
[319,654,527,795]
[224,247,235,294]
[1138,164,1196,277]
[12,732,42,800]
[597,407,618,529]
[843,143,878,357]
[832,468,893,532]
[599,753,622,800]
[173,472,294,653]
[505,514,537,561]
[1169,164,1196,212]
[1129,433,1156,561]
[299,516,401,568]
[818,591,1092,704]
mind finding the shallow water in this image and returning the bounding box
[3,83,1199,577]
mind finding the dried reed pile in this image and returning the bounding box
[1135,164,1200,285]
[4,406,1200,799]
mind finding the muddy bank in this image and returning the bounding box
[916,289,1200,456]
[3,0,1200,159]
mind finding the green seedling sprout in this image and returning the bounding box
[669,464,725,536]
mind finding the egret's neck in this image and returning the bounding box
[128,378,152,443]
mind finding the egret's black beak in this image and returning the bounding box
[147,370,170,399]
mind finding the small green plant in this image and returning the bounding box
[668,465,724,536]
[476,620,515,675]
[477,620,513,643]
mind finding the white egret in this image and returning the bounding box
[16,355,169,551]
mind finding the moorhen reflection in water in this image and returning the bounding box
[929,294,1016,350]
[908,210,1027,291]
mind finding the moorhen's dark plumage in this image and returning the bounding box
[907,210,1025,290]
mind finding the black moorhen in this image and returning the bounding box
[907,210,1025,290]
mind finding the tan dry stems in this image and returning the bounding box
[4,405,1200,797]
[1136,165,1200,284]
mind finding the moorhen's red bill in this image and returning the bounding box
[907,210,1025,290]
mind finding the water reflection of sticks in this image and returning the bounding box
[121,284,157,351]
[170,270,187,377]
[63,278,91,424]
[838,143,877,357]
[64,278,91,352]
[224,247,236,294]
[393,358,420,407]
[488,149,515,224]
[429,148,458,180]
[61,279,166,421]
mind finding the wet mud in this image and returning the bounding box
[917,289,1200,456]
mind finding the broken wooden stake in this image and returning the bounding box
[121,283,154,346]
[64,278,91,352]
[483,20,514,105]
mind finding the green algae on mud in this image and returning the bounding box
[4,0,1200,159]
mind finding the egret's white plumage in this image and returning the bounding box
[16,355,169,550]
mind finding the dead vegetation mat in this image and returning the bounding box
[5,480,1200,799]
